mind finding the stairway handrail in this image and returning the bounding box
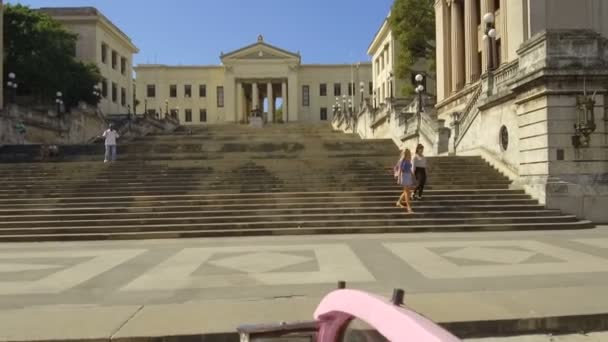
[455,84,482,148]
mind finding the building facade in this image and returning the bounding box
[434,0,608,222]
[40,7,139,116]
[135,36,372,125]
[367,12,436,106]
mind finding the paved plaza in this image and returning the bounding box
[2,228,608,340]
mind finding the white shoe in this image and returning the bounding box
[104,160,108,163]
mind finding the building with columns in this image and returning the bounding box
[0,0,4,110]
[40,7,139,116]
[135,35,372,125]
[434,0,608,222]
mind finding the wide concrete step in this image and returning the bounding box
[0,209,566,224]
[0,179,513,192]
[0,216,586,236]
[0,189,529,202]
[0,197,539,211]
[0,185,516,199]
[0,204,548,215]
[0,167,505,178]
[0,174,510,185]
[0,221,593,242]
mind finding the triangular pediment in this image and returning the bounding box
[221,37,300,63]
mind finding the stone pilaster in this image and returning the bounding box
[267,82,274,122]
[281,81,288,122]
[451,0,465,91]
[236,82,243,122]
[464,0,480,83]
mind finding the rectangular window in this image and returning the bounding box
[184,84,192,98]
[120,57,127,75]
[320,107,328,121]
[111,50,117,69]
[170,84,177,98]
[494,0,500,10]
[185,109,192,122]
[368,81,373,95]
[348,82,354,96]
[319,83,327,96]
[170,108,178,119]
[217,86,224,107]
[302,85,310,107]
[121,87,126,106]
[199,109,207,122]
[146,109,156,116]
[199,84,206,97]
[102,79,108,98]
[101,43,107,64]
[334,83,341,96]
[385,45,390,65]
[147,84,156,98]
[111,82,117,103]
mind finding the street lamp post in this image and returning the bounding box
[92,85,101,105]
[414,74,425,141]
[55,91,63,117]
[482,13,497,72]
[165,100,169,118]
[359,81,365,109]
[144,99,148,116]
[6,72,18,104]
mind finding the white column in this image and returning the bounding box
[252,82,259,111]
[267,82,274,122]
[451,0,465,92]
[281,81,287,122]
[0,0,4,110]
[236,82,243,123]
[465,0,480,83]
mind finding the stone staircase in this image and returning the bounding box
[0,124,592,242]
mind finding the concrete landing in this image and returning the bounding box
[2,228,608,341]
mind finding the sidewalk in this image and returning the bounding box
[2,285,608,341]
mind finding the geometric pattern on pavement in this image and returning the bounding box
[121,244,375,291]
[384,240,608,279]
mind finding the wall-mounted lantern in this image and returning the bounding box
[572,94,597,148]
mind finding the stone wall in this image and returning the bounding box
[0,103,106,145]
[436,30,608,223]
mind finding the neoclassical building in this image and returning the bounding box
[135,36,372,125]
[433,0,608,222]
[40,7,139,116]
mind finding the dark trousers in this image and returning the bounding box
[414,167,427,197]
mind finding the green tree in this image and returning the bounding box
[389,0,435,95]
[4,4,101,109]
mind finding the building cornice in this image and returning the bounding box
[39,7,139,53]
[367,12,391,56]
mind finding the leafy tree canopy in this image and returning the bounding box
[4,4,101,109]
[388,0,436,95]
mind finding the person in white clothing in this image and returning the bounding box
[412,144,427,200]
[102,124,119,163]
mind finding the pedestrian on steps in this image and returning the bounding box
[395,148,416,214]
[412,144,427,200]
[102,124,119,163]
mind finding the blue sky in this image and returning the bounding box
[7,0,394,66]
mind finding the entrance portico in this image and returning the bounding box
[236,80,287,123]
[222,35,299,124]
